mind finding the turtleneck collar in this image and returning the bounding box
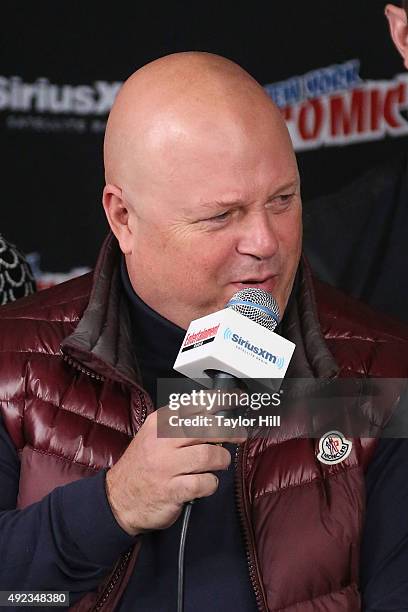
[120,258,186,405]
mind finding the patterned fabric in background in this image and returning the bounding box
[0,235,36,304]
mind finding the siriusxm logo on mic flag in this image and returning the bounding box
[223,328,285,369]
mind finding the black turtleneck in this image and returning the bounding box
[118,259,258,611]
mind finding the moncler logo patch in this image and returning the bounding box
[317,430,352,465]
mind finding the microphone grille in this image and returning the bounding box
[226,288,280,331]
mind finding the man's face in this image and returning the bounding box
[124,112,302,329]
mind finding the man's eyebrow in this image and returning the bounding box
[265,179,300,200]
[198,199,245,211]
[197,179,300,211]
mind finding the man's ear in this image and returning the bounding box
[385,4,408,69]
[102,184,134,254]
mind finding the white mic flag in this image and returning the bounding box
[174,289,295,391]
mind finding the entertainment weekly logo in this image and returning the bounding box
[264,59,408,150]
[182,324,220,351]
[0,76,122,134]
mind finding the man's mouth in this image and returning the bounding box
[231,275,278,293]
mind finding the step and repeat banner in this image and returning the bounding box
[1,1,407,316]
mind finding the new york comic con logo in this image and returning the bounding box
[223,328,284,369]
[264,59,408,150]
[317,431,352,465]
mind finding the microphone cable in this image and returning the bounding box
[177,373,241,612]
[177,499,194,612]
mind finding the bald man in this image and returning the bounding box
[103,54,300,327]
[0,53,408,611]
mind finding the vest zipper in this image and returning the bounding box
[139,387,148,425]
[234,443,268,612]
[91,549,133,612]
[62,354,106,382]
[89,391,151,611]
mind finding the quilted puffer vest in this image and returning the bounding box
[1,233,408,611]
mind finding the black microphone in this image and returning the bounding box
[207,287,280,417]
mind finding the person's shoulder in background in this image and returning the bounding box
[303,152,408,323]
[0,234,36,304]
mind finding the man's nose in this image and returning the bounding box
[236,211,279,260]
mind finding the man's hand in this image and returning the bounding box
[105,397,245,536]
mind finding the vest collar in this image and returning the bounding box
[61,233,141,388]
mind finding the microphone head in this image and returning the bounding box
[226,288,280,331]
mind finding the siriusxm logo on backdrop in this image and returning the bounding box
[0,76,123,134]
[0,76,122,115]
[223,328,284,369]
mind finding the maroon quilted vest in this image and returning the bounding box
[1,233,408,611]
